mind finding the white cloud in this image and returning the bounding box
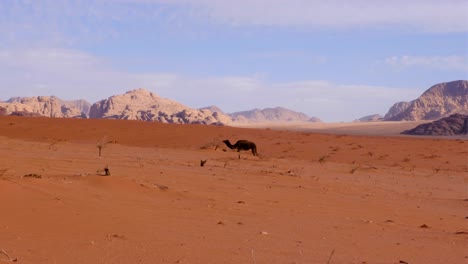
[117,0,468,32]
[0,48,424,122]
[1,0,466,47]
[385,55,468,72]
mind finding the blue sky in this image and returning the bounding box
[0,0,467,122]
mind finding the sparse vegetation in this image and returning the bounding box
[96,166,111,176]
[378,154,388,160]
[154,183,168,190]
[96,136,108,158]
[200,159,207,167]
[104,166,110,176]
[318,155,329,164]
[330,146,340,152]
[24,173,42,179]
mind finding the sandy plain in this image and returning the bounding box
[0,116,467,264]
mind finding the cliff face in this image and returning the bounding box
[60,99,91,117]
[384,80,468,121]
[1,96,87,118]
[89,89,231,125]
[384,102,411,120]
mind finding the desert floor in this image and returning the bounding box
[0,117,467,264]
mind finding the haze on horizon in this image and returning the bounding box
[0,0,467,122]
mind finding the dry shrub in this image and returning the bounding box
[319,155,329,164]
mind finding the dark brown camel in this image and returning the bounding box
[222,140,258,156]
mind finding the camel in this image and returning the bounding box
[222,139,258,156]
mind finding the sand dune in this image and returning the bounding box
[0,116,466,263]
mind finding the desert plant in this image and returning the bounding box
[318,155,329,164]
[104,166,110,176]
[24,173,42,178]
[96,136,108,158]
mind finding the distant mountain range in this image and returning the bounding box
[354,114,384,122]
[0,89,321,125]
[1,80,466,126]
[229,107,321,123]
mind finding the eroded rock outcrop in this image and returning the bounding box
[89,89,231,125]
[401,114,468,136]
[0,96,87,118]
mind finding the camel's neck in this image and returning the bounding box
[224,140,235,149]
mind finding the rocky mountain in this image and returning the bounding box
[354,114,383,122]
[384,102,411,120]
[230,107,321,123]
[0,96,88,118]
[89,89,231,125]
[384,80,468,121]
[62,99,91,116]
[199,106,226,115]
[401,114,468,136]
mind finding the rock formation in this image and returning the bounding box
[9,111,43,117]
[61,99,91,117]
[384,80,468,121]
[89,89,231,125]
[230,107,321,123]
[0,106,7,116]
[0,96,87,118]
[354,114,383,122]
[401,114,468,136]
[199,106,226,115]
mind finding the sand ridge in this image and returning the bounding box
[0,116,467,263]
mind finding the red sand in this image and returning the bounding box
[0,116,466,263]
